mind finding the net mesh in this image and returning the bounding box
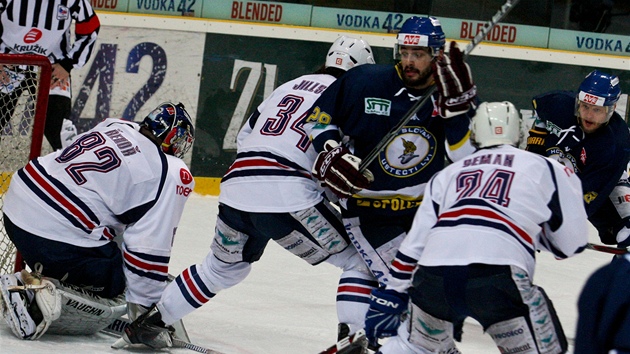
[0,54,50,275]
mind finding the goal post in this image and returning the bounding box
[0,53,51,274]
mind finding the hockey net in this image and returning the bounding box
[0,54,51,275]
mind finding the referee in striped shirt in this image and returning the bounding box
[0,0,100,150]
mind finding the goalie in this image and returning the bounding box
[0,102,195,340]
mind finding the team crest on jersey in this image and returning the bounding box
[57,5,70,20]
[380,126,436,177]
[365,98,391,116]
[548,147,578,172]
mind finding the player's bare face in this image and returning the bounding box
[578,101,610,134]
[399,47,433,89]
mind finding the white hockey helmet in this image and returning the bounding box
[325,35,375,71]
[471,101,521,148]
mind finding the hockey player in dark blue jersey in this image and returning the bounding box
[526,70,630,248]
[303,16,476,335]
[574,254,630,354]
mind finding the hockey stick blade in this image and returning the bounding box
[358,0,521,172]
[585,242,629,255]
[110,334,225,354]
[319,329,368,354]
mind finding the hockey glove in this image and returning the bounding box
[364,288,409,347]
[525,127,548,156]
[121,304,174,349]
[312,140,374,198]
[433,41,477,118]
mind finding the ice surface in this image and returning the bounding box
[0,194,612,353]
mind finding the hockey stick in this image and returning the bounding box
[110,331,226,354]
[585,242,629,255]
[358,0,521,172]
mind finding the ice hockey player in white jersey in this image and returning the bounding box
[363,102,589,354]
[116,36,378,350]
[0,102,195,340]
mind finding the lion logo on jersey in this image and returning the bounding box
[398,138,419,164]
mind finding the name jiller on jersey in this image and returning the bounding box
[463,153,515,167]
[293,80,328,94]
[12,44,47,55]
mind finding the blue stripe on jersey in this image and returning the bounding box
[123,246,170,282]
[221,151,311,182]
[17,160,99,233]
[435,217,536,258]
[544,159,563,232]
[116,144,168,224]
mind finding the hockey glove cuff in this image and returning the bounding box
[312,140,374,198]
[525,127,548,155]
[365,288,409,347]
[433,41,477,118]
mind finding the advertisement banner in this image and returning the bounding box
[438,17,550,48]
[549,29,630,57]
[202,0,312,26]
[311,7,422,33]
[70,26,205,165]
[127,0,202,16]
[91,0,129,12]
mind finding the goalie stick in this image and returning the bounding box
[358,0,521,172]
[105,318,225,354]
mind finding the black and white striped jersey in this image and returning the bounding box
[0,0,100,72]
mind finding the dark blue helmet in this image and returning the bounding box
[394,16,446,60]
[576,70,621,121]
[142,102,195,158]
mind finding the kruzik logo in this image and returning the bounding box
[24,29,42,44]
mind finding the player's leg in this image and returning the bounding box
[344,216,408,284]
[4,215,126,298]
[327,246,378,336]
[289,199,378,336]
[44,94,71,151]
[157,203,264,325]
[466,265,567,354]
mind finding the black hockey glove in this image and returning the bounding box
[432,41,477,118]
[525,127,548,156]
[122,304,174,349]
[312,140,374,198]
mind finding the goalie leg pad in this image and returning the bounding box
[45,279,127,335]
[1,273,37,339]
[0,270,62,340]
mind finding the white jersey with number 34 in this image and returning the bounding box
[219,73,336,212]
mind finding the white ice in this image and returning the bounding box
[0,194,613,353]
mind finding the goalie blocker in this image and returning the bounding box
[0,269,126,339]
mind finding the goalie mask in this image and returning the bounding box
[575,70,621,123]
[471,101,521,148]
[325,35,375,71]
[394,16,445,60]
[142,102,195,159]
